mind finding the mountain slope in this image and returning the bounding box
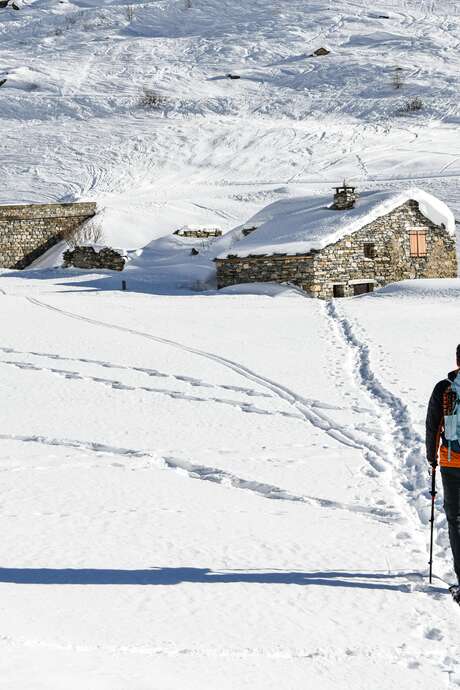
[1,0,460,252]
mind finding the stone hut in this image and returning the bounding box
[174,226,222,239]
[214,187,457,299]
[0,202,96,269]
[311,47,330,57]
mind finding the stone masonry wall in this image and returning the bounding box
[215,253,315,290]
[0,202,97,269]
[312,200,457,299]
[63,246,125,271]
[216,200,457,298]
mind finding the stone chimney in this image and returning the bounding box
[332,182,358,210]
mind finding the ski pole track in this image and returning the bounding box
[25,296,375,452]
[325,301,450,568]
[0,432,397,524]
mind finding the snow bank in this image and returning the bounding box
[217,188,456,259]
[371,278,460,299]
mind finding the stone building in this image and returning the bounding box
[174,226,222,239]
[215,187,457,299]
[0,202,96,269]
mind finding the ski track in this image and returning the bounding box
[25,296,370,451]
[8,295,448,541]
[0,432,397,523]
[0,358,306,421]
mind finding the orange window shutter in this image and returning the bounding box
[409,232,418,256]
[417,232,427,256]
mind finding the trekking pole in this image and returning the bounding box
[429,465,437,584]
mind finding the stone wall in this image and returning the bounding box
[215,200,457,298]
[63,246,125,271]
[0,202,96,269]
[215,253,314,290]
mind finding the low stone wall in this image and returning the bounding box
[0,202,96,269]
[63,246,125,271]
[215,253,314,290]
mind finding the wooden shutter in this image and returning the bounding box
[417,231,427,256]
[409,232,418,256]
[410,230,427,257]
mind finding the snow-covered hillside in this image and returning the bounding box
[2,1,460,688]
[2,0,460,254]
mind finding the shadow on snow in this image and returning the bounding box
[0,567,437,591]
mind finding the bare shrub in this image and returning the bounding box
[399,96,424,113]
[139,87,167,110]
[63,10,85,30]
[63,219,104,249]
[392,67,404,90]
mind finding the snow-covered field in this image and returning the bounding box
[1,274,460,688]
[2,0,460,687]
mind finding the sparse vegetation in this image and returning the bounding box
[63,219,104,249]
[139,87,167,110]
[399,96,424,113]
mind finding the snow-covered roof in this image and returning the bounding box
[217,188,455,259]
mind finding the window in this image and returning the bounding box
[409,230,427,257]
[363,243,375,259]
[353,283,374,296]
[333,284,345,298]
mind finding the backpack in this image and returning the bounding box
[444,374,460,461]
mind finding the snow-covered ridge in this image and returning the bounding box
[217,188,455,259]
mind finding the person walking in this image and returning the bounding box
[426,344,460,600]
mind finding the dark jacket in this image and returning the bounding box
[426,370,458,465]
